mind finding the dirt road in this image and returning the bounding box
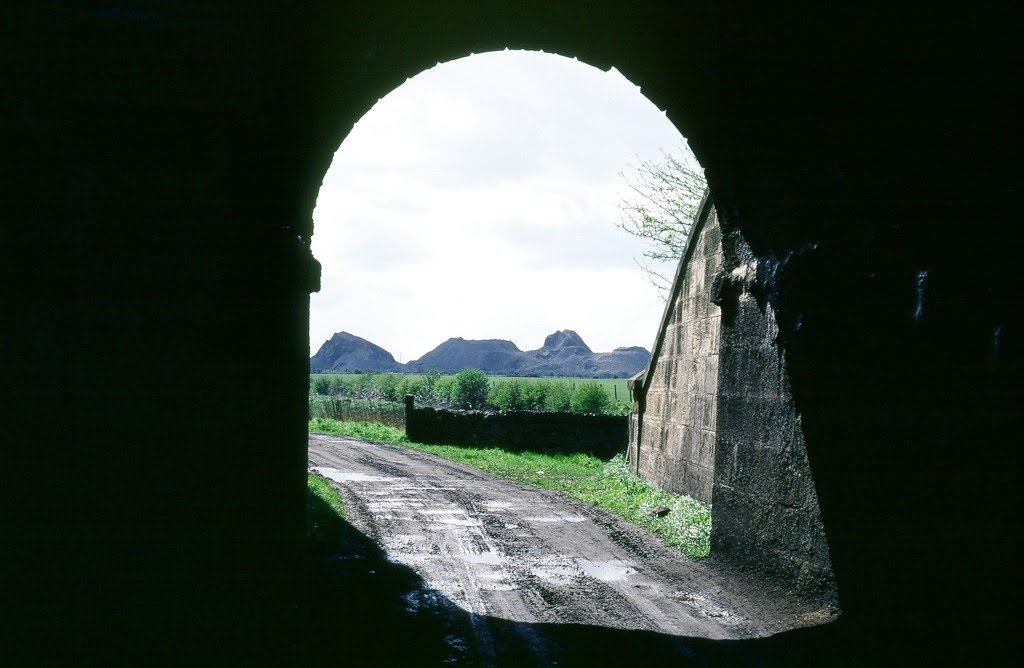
[308,433,834,666]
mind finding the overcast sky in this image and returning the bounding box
[310,49,696,362]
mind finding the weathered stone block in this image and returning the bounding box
[717,395,793,447]
[696,428,716,469]
[677,424,695,460]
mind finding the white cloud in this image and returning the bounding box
[311,50,691,361]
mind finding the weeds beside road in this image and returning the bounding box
[306,471,346,546]
[308,418,710,559]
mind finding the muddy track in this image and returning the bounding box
[308,433,834,665]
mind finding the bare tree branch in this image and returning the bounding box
[617,145,707,300]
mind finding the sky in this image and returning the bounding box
[310,49,698,363]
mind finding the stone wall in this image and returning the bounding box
[406,396,626,459]
[629,201,722,504]
[629,201,836,605]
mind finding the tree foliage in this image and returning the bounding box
[311,375,332,395]
[617,145,707,298]
[489,380,525,411]
[569,382,611,414]
[309,371,632,415]
[543,382,573,412]
[453,367,491,409]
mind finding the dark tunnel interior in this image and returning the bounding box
[2,3,1019,665]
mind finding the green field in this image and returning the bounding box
[488,375,634,403]
[310,372,636,404]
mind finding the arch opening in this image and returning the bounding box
[307,48,838,650]
[309,49,693,369]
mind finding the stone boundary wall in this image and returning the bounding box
[405,396,627,459]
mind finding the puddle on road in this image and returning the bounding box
[670,591,740,622]
[530,557,635,585]
[387,553,427,566]
[577,559,634,582]
[432,516,482,527]
[459,551,517,591]
[458,551,506,566]
[412,506,485,524]
[481,500,515,511]
[311,467,395,483]
[388,484,425,492]
[523,514,587,523]
[531,563,577,585]
[368,500,425,511]
[530,556,578,585]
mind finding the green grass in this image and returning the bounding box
[309,417,408,443]
[306,471,346,547]
[309,418,710,558]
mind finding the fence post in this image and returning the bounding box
[404,394,415,440]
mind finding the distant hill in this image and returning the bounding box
[533,329,591,358]
[309,332,402,373]
[311,329,650,378]
[405,337,526,374]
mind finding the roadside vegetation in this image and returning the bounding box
[309,368,632,425]
[306,471,346,547]
[308,418,711,559]
[308,395,405,429]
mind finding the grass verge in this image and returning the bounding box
[309,418,711,558]
[307,471,346,547]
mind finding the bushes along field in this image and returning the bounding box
[310,368,631,419]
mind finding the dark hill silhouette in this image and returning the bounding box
[312,329,650,378]
[309,332,402,373]
[534,329,592,357]
[405,337,526,374]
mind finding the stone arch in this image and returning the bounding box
[303,6,844,607]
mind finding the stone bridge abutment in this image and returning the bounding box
[630,198,835,605]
